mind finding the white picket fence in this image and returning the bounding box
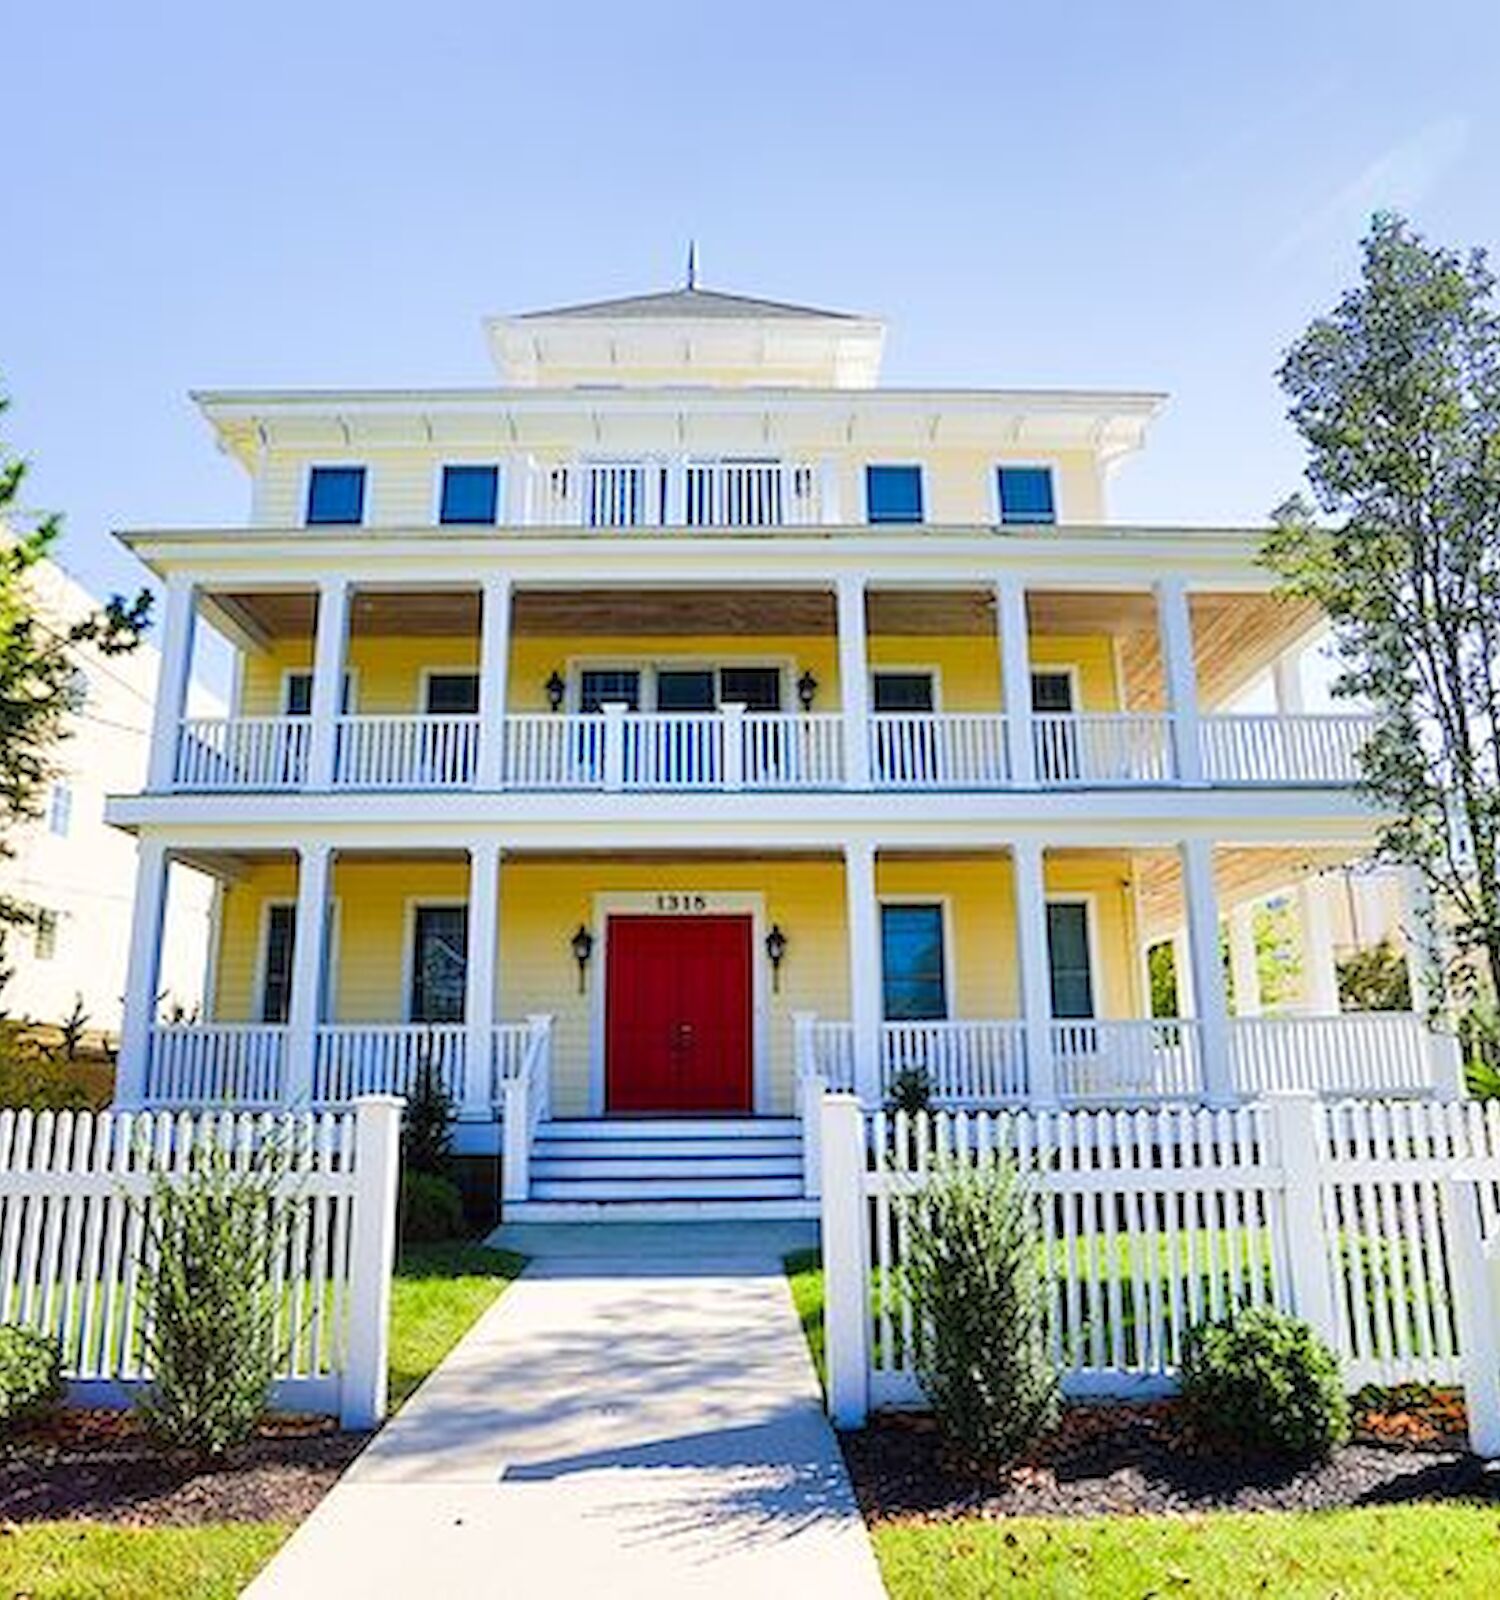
[0,1098,402,1429]
[818,1091,1500,1454]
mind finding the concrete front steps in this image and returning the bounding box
[505,1117,817,1221]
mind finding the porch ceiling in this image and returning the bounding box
[1132,844,1366,943]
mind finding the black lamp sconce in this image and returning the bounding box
[570,924,595,992]
[545,670,567,713]
[796,670,819,712]
[765,923,788,992]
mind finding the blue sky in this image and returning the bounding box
[4,0,1498,606]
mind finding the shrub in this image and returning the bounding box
[901,1154,1059,1467]
[886,1064,933,1117]
[1180,1306,1350,1459]
[401,1170,466,1243]
[403,1049,455,1176]
[0,1324,63,1429]
[135,1135,293,1456]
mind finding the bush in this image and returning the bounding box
[1180,1307,1350,1459]
[886,1064,933,1116]
[0,1324,63,1429]
[901,1155,1059,1467]
[401,1170,466,1243]
[403,1051,455,1176]
[135,1136,292,1456]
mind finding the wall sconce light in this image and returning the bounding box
[570,924,595,992]
[545,670,567,713]
[765,923,788,992]
[796,670,819,712]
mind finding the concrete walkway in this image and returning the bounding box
[247,1223,886,1599]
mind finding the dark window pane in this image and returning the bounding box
[411,906,468,1023]
[997,466,1056,526]
[579,670,641,713]
[881,903,947,1020]
[425,673,480,714]
[873,672,935,713]
[1031,672,1074,713]
[285,672,352,714]
[439,465,499,525]
[866,464,924,525]
[261,904,296,1023]
[720,667,781,711]
[1046,902,1095,1018]
[306,466,366,525]
[656,670,716,712]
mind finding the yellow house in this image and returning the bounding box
[105,274,1453,1218]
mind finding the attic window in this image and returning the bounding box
[306,466,367,526]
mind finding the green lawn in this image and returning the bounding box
[0,1239,525,1600]
[872,1504,1500,1599]
[785,1248,826,1392]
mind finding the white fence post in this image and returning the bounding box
[721,702,745,791]
[1266,1091,1339,1347]
[1444,1173,1500,1458]
[602,702,627,792]
[820,1092,869,1427]
[341,1095,403,1430]
[1429,1031,1465,1101]
[502,1073,531,1202]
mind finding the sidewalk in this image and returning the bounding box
[246,1223,886,1598]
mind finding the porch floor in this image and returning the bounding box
[245,1224,881,1600]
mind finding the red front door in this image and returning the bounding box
[605,915,753,1113]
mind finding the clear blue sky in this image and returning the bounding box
[5,0,1499,606]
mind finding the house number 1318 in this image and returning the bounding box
[656,893,709,912]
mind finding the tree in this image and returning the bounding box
[0,388,150,927]
[1267,214,1500,1011]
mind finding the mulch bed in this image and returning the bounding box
[844,1388,1500,1523]
[0,1409,368,1527]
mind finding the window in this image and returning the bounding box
[33,909,58,962]
[719,667,781,711]
[439,465,500,525]
[881,904,947,1020]
[47,783,72,838]
[410,906,467,1023]
[997,466,1056,526]
[1046,902,1095,1019]
[425,673,480,715]
[872,671,935,713]
[1031,671,1075,713]
[865,464,924,525]
[579,670,641,713]
[656,669,716,712]
[306,466,367,525]
[260,904,296,1023]
[283,672,353,715]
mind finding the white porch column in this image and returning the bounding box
[307,578,351,789]
[285,843,333,1107]
[146,575,197,790]
[1180,838,1235,1105]
[996,577,1036,787]
[844,842,882,1106]
[1156,577,1204,783]
[116,838,171,1108]
[1171,928,1197,1015]
[837,576,871,789]
[1011,840,1057,1107]
[476,576,512,791]
[464,842,502,1122]
[1228,901,1262,1017]
[1299,875,1342,1014]
[1272,648,1306,715]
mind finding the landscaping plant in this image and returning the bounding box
[1180,1306,1350,1459]
[399,1044,466,1241]
[400,1168,468,1243]
[901,1153,1059,1468]
[0,1323,63,1429]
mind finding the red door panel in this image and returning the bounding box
[606,916,752,1113]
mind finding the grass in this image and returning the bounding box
[871,1504,1500,1599]
[785,1248,826,1392]
[0,1237,525,1599]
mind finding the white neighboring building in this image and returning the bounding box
[0,550,214,1032]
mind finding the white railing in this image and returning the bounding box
[742,713,846,788]
[174,717,309,791]
[502,713,606,788]
[333,716,480,788]
[805,1019,855,1092]
[501,1015,554,1202]
[528,461,666,528]
[686,461,822,527]
[1033,713,1174,785]
[0,1101,402,1428]
[1051,1018,1204,1100]
[491,1022,534,1106]
[1231,1013,1450,1098]
[1201,714,1377,785]
[524,459,824,528]
[621,712,724,788]
[145,1024,287,1107]
[870,714,1010,788]
[882,1020,1029,1103]
[313,1024,468,1105]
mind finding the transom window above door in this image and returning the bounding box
[872,671,936,713]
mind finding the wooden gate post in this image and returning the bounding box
[820,1092,869,1428]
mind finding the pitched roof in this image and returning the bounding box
[516,285,862,322]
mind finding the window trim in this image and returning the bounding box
[870,665,943,714]
[401,896,470,1024]
[303,463,369,527]
[417,666,482,716]
[1045,894,1100,1020]
[434,462,503,527]
[993,462,1060,527]
[877,895,955,1022]
[862,463,926,526]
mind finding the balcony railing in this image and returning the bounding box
[526,459,826,529]
[167,710,1380,795]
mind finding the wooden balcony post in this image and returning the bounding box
[477,576,512,791]
[464,843,502,1121]
[307,578,351,789]
[995,577,1035,787]
[837,576,871,789]
[1012,839,1057,1107]
[285,843,333,1108]
[1156,577,1204,784]
[1181,837,1234,1104]
[146,575,197,790]
[844,841,882,1106]
[116,838,171,1108]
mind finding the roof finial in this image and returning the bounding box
[685,239,699,291]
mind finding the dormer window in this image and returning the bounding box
[440,465,500,525]
[996,466,1056,526]
[865,465,924,525]
[306,466,367,525]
